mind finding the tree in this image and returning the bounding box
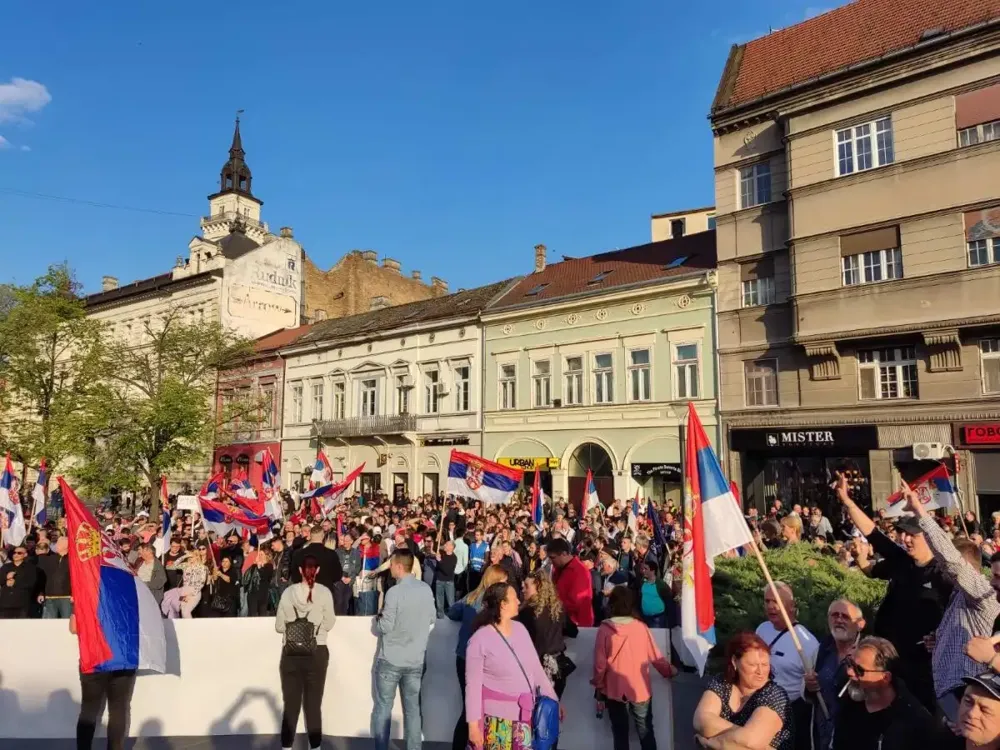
[76,308,259,514]
[0,265,105,483]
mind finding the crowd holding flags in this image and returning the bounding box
[885,463,958,517]
[447,450,522,505]
[302,462,366,517]
[582,468,601,515]
[310,450,334,488]
[260,448,283,520]
[530,470,545,525]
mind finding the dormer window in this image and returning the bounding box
[588,270,614,285]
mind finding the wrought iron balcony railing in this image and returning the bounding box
[311,414,417,438]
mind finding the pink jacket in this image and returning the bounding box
[591,617,673,703]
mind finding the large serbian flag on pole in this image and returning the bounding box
[447,450,522,505]
[61,477,166,674]
[884,464,957,518]
[302,463,365,517]
[682,402,753,675]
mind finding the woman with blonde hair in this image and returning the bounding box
[519,570,577,702]
[448,564,509,750]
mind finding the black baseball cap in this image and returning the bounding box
[963,672,1000,701]
[892,516,923,535]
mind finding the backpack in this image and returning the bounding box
[283,607,319,655]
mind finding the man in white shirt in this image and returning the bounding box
[755,581,819,750]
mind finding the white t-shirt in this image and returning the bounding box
[755,620,819,702]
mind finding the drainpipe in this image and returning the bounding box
[706,271,725,465]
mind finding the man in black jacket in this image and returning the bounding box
[37,535,73,618]
[0,546,37,619]
[291,524,342,592]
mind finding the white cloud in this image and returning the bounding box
[0,78,52,124]
[0,135,9,149]
[20,144,30,152]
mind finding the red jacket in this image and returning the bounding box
[553,556,594,627]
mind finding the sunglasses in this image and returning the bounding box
[13,551,27,556]
[846,658,887,678]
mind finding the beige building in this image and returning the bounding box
[650,206,716,243]
[710,0,1000,517]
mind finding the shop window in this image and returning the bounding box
[982,339,1000,394]
[858,346,917,400]
[500,364,517,410]
[533,360,552,408]
[744,360,778,407]
[564,356,583,405]
[742,455,871,517]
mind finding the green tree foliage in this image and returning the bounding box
[713,544,887,649]
[75,308,257,513]
[0,265,105,477]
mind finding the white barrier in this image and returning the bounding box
[0,618,676,749]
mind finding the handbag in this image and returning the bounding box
[209,589,232,614]
[492,625,560,750]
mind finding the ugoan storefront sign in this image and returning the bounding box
[957,423,1000,447]
[730,425,878,452]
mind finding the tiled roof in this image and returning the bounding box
[488,231,716,310]
[714,0,1000,113]
[217,228,261,260]
[295,279,514,346]
[252,324,314,354]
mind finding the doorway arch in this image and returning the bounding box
[567,442,614,510]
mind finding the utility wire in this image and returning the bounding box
[0,187,198,218]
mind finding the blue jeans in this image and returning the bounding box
[435,580,455,618]
[607,698,656,750]
[43,598,74,619]
[356,590,379,616]
[371,658,423,750]
[643,613,666,629]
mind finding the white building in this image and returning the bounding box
[85,119,304,343]
[280,280,513,499]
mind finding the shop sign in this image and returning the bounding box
[421,436,470,447]
[730,425,878,452]
[498,457,560,471]
[958,423,1000,447]
[631,463,681,481]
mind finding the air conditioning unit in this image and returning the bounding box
[435,383,449,396]
[912,442,947,461]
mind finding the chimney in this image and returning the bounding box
[411,270,422,281]
[431,277,448,294]
[382,258,401,274]
[175,255,185,268]
[279,226,294,239]
[534,244,547,273]
[102,275,119,292]
[313,309,328,321]
[361,250,378,264]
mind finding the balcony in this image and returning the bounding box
[312,414,417,438]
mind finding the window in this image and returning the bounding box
[533,360,552,408]
[333,381,345,420]
[454,366,470,412]
[836,117,894,176]
[739,162,771,208]
[360,378,378,417]
[500,364,517,410]
[742,277,775,307]
[673,344,700,399]
[588,270,614,285]
[310,382,324,420]
[628,349,651,401]
[593,353,614,404]
[959,121,1000,148]
[969,238,1000,268]
[425,369,440,414]
[526,283,549,296]
[665,256,688,269]
[291,383,303,422]
[982,339,1000,394]
[670,218,685,239]
[744,360,778,407]
[858,347,918,400]
[842,248,903,286]
[564,356,583,405]
[395,375,409,414]
[707,214,717,230]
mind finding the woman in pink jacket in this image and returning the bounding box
[465,581,562,750]
[592,585,677,750]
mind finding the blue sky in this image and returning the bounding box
[0,0,834,294]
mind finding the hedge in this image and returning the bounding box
[711,545,888,654]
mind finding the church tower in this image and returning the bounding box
[201,116,269,243]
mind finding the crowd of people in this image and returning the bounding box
[7,469,1000,750]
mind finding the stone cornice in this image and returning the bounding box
[793,311,1000,347]
[722,398,1000,429]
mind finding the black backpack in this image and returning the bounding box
[284,607,318,655]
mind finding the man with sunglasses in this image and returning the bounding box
[832,636,941,749]
[0,545,38,618]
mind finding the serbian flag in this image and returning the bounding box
[61,477,166,674]
[199,497,271,538]
[582,469,601,515]
[682,402,753,675]
[628,489,640,537]
[229,469,265,516]
[447,450,522,505]
[303,463,365,517]
[198,471,225,501]
[0,454,26,547]
[31,459,47,526]
[530,471,544,526]
[885,464,958,518]
[311,451,333,488]
[260,449,283,520]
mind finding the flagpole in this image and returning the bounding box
[748,540,829,719]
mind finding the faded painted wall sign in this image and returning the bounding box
[226,284,297,325]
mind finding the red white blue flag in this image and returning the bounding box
[0,454,25,547]
[302,462,365,517]
[447,450,522,505]
[310,451,333,488]
[63,477,166,674]
[530,471,544,526]
[885,464,957,518]
[582,469,601,515]
[682,402,753,675]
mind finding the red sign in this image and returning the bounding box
[961,424,1000,446]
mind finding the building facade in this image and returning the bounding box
[650,206,717,243]
[481,236,719,508]
[710,0,1000,517]
[279,281,511,499]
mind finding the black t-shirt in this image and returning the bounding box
[435,553,457,582]
[832,684,944,750]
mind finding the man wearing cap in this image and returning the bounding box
[956,672,1000,749]
[834,473,951,711]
